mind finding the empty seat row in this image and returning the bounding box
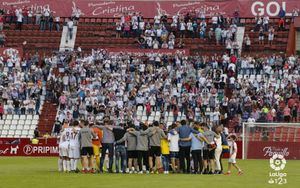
[0,119,38,125]
[0,130,34,138]
[3,114,39,120]
[1,124,36,131]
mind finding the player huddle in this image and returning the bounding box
[58,118,243,175]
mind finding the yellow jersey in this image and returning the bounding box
[161,139,170,155]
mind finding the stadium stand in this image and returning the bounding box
[0,3,299,142]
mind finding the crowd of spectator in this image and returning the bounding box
[0,48,49,117]
[115,10,241,51]
[0,7,299,135]
[0,5,60,31]
[44,49,300,137]
[0,5,82,32]
[252,8,299,47]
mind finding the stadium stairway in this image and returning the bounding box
[37,101,58,136]
[236,27,245,55]
[59,26,78,52]
[296,29,300,52]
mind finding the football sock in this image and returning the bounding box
[58,158,63,172]
[95,156,100,169]
[63,160,67,172]
[74,159,78,170]
[66,160,71,172]
[70,159,74,170]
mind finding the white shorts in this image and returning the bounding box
[69,145,80,159]
[229,153,237,163]
[228,157,236,163]
[268,35,274,41]
[59,142,69,157]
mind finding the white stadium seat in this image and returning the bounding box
[5,120,11,125]
[22,130,28,136]
[6,115,13,120]
[15,130,21,135]
[25,120,32,125]
[33,115,39,120]
[19,115,26,120]
[31,120,38,125]
[11,120,18,125]
[10,125,17,130]
[2,130,8,135]
[18,119,25,125]
[23,125,30,130]
[26,115,33,120]
[13,115,20,120]
[8,130,15,136]
[16,125,24,130]
[3,125,10,130]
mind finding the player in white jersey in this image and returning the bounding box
[68,120,81,172]
[58,124,73,172]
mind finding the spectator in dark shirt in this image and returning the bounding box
[110,123,127,173]
[0,31,5,47]
[278,8,286,18]
[13,99,20,115]
[34,127,40,138]
[0,103,4,119]
[53,118,62,136]
[177,120,195,173]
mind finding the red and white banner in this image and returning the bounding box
[105,48,190,56]
[247,141,300,160]
[0,0,298,18]
[1,138,298,159]
[0,138,58,156]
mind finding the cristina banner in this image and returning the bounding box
[247,141,300,160]
[0,138,59,156]
[0,0,299,18]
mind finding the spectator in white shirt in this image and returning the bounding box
[15,11,23,31]
[66,19,74,42]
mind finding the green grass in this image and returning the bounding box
[0,157,299,188]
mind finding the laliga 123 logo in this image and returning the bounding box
[270,154,286,171]
[268,154,287,185]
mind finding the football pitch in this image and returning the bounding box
[0,157,299,188]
